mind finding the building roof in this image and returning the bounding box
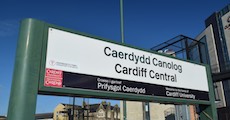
[0,116,6,120]
[151,35,205,60]
[60,103,120,112]
[0,116,6,118]
[35,113,53,119]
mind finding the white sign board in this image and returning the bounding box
[44,28,209,100]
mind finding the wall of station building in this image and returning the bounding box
[120,101,198,120]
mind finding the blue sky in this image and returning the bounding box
[0,0,229,116]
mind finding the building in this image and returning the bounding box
[195,4,230,120]
[53,101,120,120]
[120,102,175,120]
[151,4,230,119]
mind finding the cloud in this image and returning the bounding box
[0,20,19,37]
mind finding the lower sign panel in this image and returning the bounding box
[60,71,209,101]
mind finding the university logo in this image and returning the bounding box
[49,60,56,66]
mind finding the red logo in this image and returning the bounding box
[44,68,63,88]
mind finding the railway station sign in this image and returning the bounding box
[43,27,210,101]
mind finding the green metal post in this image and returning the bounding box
[123,101,127,120]
[7,19,45,120]
[200,66,218,120]
[120,0,124,43]
[120,0,126,119]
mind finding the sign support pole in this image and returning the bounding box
[7,19,45,120]
[120,0,124,43]
[120,0,127,120]
[199,66,218,120]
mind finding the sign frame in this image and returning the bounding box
[7,18,217,120]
